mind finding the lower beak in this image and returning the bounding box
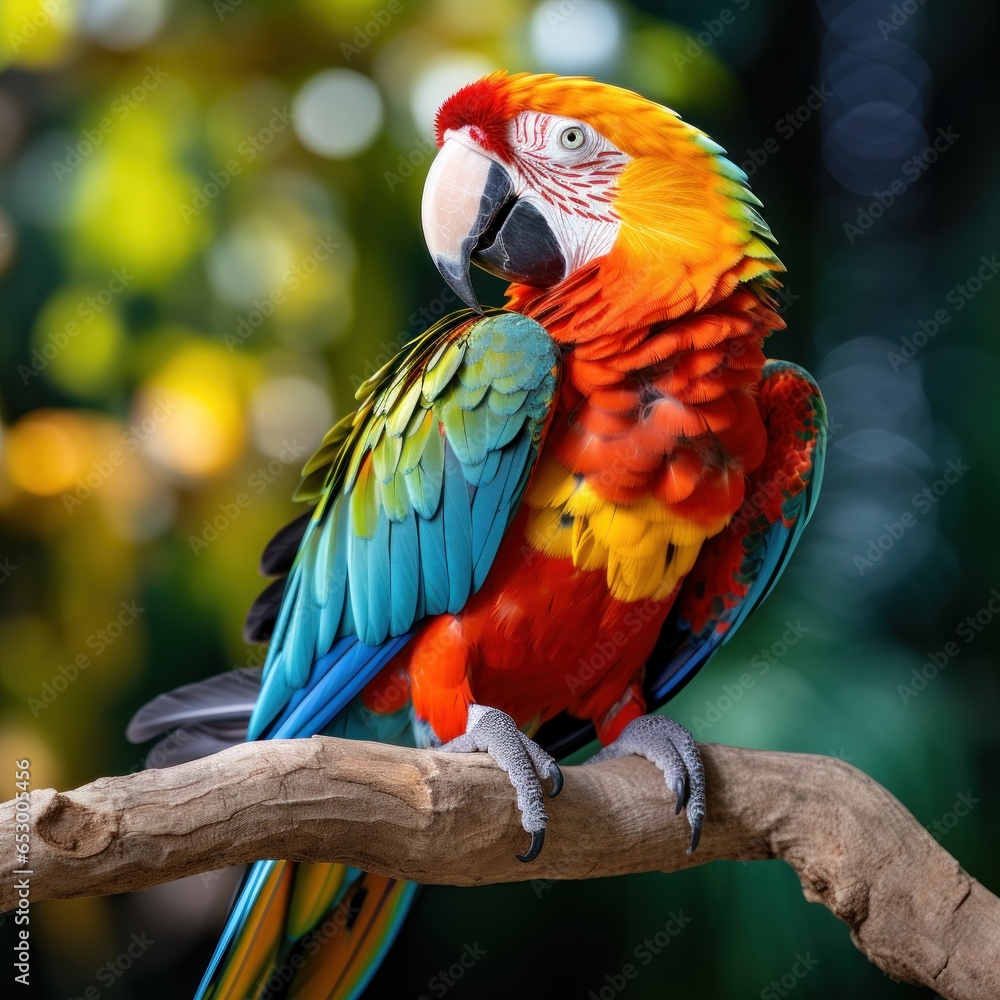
[421,137,566,312]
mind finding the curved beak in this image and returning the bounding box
[421,137,566,312]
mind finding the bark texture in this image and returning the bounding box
[2,738,997,999]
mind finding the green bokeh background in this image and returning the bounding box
[1,0,998,997]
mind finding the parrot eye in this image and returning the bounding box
[558,125,586,150]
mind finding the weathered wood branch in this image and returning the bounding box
[2,738,997,998]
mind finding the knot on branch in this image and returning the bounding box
[832,879,872,929]
[799,864,870,929]
[34,789,115,858]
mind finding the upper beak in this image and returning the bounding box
[421,136,565,312]
[421,137,512,313]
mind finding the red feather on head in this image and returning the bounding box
[433,74,516,162]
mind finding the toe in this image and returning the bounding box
[583,714,706,852]
[436,705,559,858]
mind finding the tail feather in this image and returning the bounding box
[287,863,348,941]
[288,874,418,1000]
[202,861,293,1000]
[197,861,416,1000]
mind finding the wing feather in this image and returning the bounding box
[246,310,559,739]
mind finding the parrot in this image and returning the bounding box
[127,71,827,1000]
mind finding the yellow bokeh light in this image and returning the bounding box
[0,719,62,790]
[0,0,79,71]
[137,341,248,479]
[296,0,387,32]
[73,105,209,284]
[3,410,88,496]
[31,284,125,397]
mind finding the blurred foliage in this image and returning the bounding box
[1,0,998,998]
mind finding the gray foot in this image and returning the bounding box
[439,704,563,862]
[585,714,705,852]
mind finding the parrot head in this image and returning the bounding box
[422,71,781,331]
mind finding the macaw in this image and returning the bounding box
[128,71,826,999]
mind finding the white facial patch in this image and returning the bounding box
[506,111,631,275]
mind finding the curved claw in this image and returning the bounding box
[548,763,564,798]
[516,828,545,863]
[687,815,703,854]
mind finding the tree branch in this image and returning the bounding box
[2,738,997,998]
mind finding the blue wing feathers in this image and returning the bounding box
[389,514,421,636]
[442,444,475,613]
[366,514,392,645]
[266,635,413,740]
[418,502,450,617]
[471,431,533,590]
